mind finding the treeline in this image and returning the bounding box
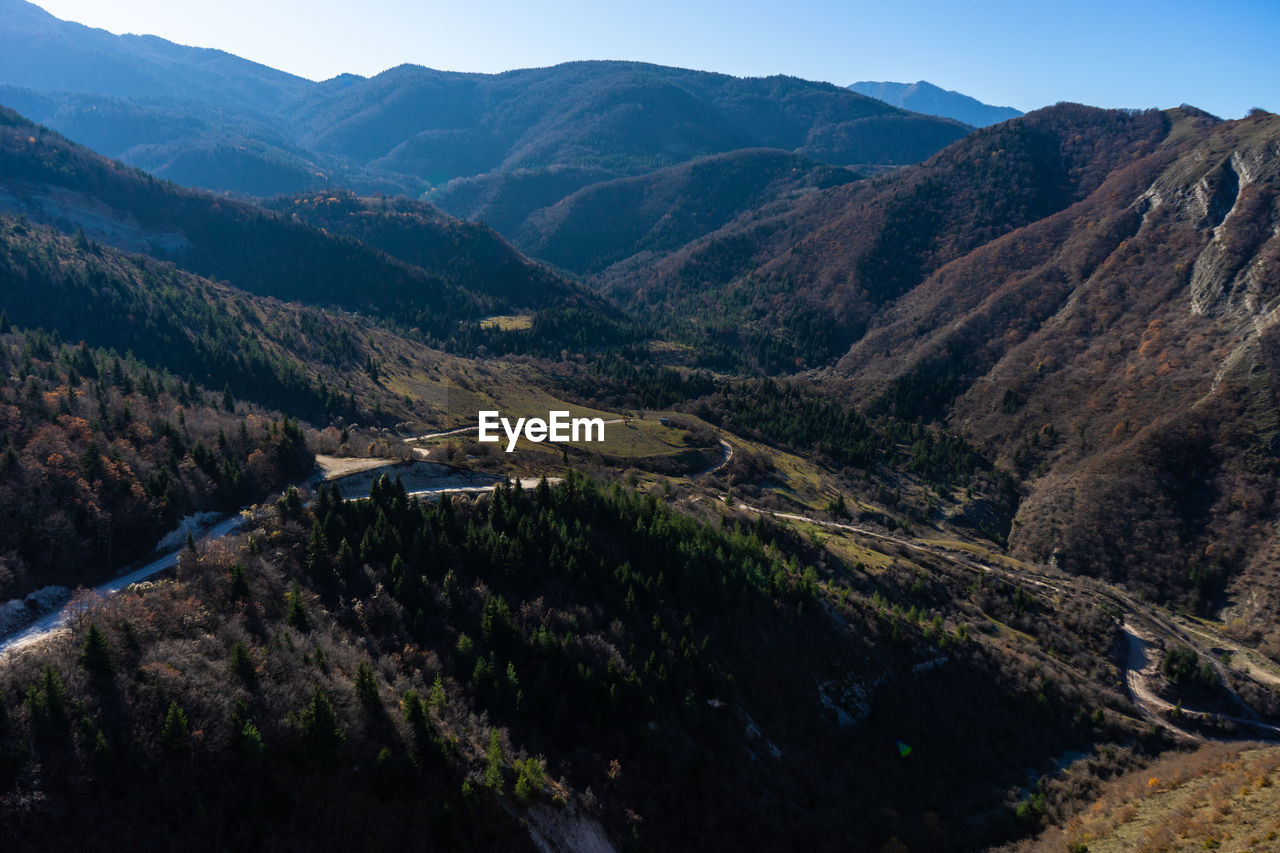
[680,300,859,374]
[598,105,1176,376]
[0,110,482,342]
[560,354,717,410]
[0,472,828,851]
[0,325,312,598]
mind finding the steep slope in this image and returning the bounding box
[0,323,314,602]
[1011,743,1280,853]
[596,103,1280,638]
[426,165,618,237]
[258,191,598,312]
[0,105,631,353]
[512,149,862,275]
[0,84,422,198]
[849,80,1023,127]
[843,109,1280,625]
[0,469,1160,851]
[0,105,477,335]
[599,103,1172,371]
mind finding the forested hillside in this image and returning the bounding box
[510,149,862,275]
[2,5,1279,850]
[0,473,1156,850]
[595,103,1175,370]
[832,108,1280,624]
[0,323,311,601]
[260,190,601,312]
[0,106,639,357]
[0,1,973,208]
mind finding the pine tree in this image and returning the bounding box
[92,729,114,776]
[229,641,256,686]
[484,729,504,793]
[229,562,250,601]
[285,583,309,632]
[25,665,69,734]
[354,662,379,709]
[306,522,332,584]
[80,623,114,677]
[335,539,357,582]
[299,686,344,757]
[222,382,236,413]
[161,700,189,751]
[428,674,447,713]
[237,719,265,760]
[277,486,303,519]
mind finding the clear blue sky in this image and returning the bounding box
[33,0,1280,118]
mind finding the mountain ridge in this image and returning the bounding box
[0,0,974,215]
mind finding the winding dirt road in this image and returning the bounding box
[690,439,734,479]
[730,497,1280,743]
[8,431,1279,748]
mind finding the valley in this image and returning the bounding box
[0,2,1279,850]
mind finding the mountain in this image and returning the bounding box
[509,148,862,275]
[596,101,1280,636]
[849,79,1023,127]
[0,169,1177,850]
[0,105,632,355]
[0,2,975,213]
[301,62,970,182]
[841,107,1280,624]
[0,0,309,114]
[257,191,582,311]
[598,103,1172,371]
[5,6,1280,850]
[0,455,1164,851]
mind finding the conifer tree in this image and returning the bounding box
[161,700,189,751]
[299,686,344,757]
[285,583,309,632]
[229,562,250,601]
[354,662,379,709]
[484,729,504,793]
[229,641,256,686]
[80,622,114,677]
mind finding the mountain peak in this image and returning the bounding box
[848,79,1022,126]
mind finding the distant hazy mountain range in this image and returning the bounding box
[848,80,1023,127]
[0,0,970,218]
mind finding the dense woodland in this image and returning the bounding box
[0,325,312,599]
[0,474,1156,850]
[0,217,359,420]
